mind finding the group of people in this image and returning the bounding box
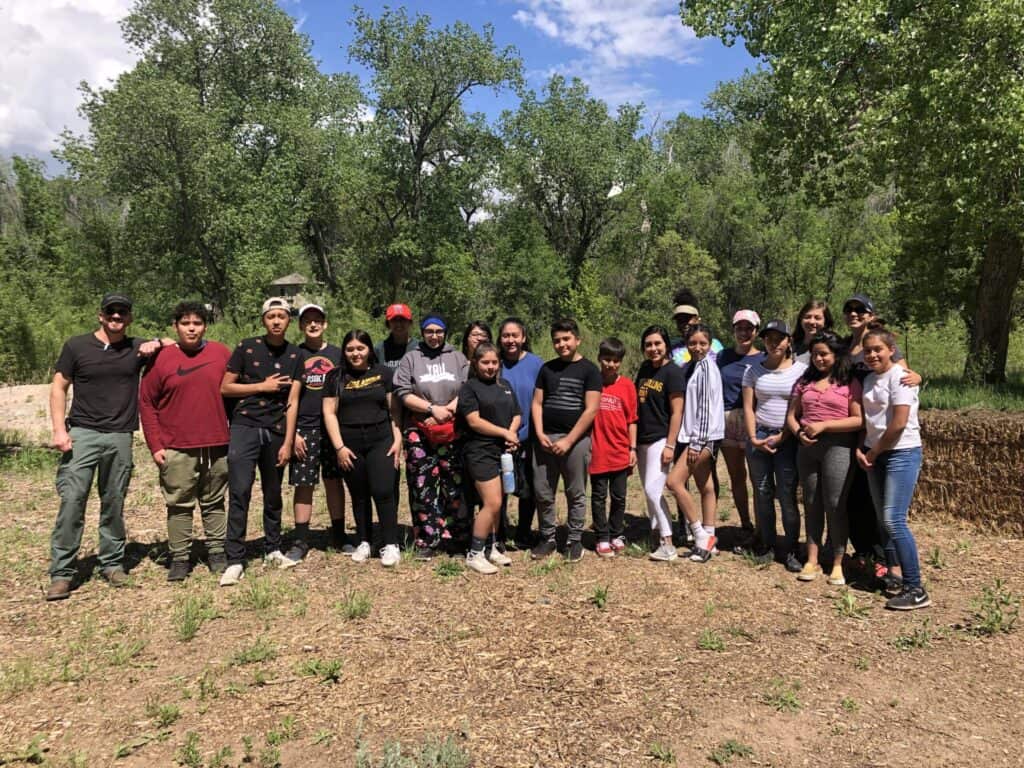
[43,288,930,611]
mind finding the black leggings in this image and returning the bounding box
[340,422,399,547]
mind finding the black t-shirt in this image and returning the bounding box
[634,360,685,444]
[374,336,417,370]
[296,342,342,429]
[458,376,521,452]
[55,333,147,433]
[226,336,304,433]
[535,357,602,435]
[325,364,394,427]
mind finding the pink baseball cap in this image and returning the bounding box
[732,309,761,327]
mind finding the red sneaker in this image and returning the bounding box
[610,536,626,553]
[596,541,615,558]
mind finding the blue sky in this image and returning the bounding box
[0,0,757,166]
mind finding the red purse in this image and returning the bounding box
[418,418,457,447]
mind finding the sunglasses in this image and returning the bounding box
[843,305,869,315]
[103,306,131,316]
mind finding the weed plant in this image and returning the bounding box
[708,739,753,765]
[337,590,372,620]
[970,579,1020,635]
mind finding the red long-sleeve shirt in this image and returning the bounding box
[139,341,231,452]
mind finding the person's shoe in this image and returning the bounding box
[414,545,435,561]
[102,567,129,587]
[689,544,715,563]
[649,543,678,562]
[610,536,626,553]
[797,562,822,582]
[885,585,931,611]
[219,563,244,586]
[513,537,534,552]
[279,545,307,570]
[263,550,287,568]
[531,539,557,560]
[827,564,846,586]
[881,573,904,595]
[784,551,803,573]
[380,544,401,568]
[351,541,372,563]
[596,541,614,558]
[45,579,71,601]
[488,546,513,567]
[466,551,499,574]
[167,560,191,582]
[565,541,584,563]
[207,552,228,575]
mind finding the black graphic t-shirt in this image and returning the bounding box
[535,357,602,435]
[458,376,521,453]
[325,364,394,427]
[297,342,342,429]
[634,360,685,444]
[55,333,147,433]
[226,335,304,433]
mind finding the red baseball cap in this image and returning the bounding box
[385,303,412,321]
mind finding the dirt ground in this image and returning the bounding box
[1,385,1022,767]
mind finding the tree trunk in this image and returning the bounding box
[966,227,1023,383]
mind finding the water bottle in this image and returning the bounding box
[500,452,516,494]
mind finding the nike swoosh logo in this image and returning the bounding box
[177,362,212,376]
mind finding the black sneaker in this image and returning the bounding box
[565,541,584,563]
[167,560,191,582]
[885,586,931,611]
[881,572,904,595]
[414,545,435,561]
[207,552,228,574]
[531,539,558,560]
[784,551,803,573]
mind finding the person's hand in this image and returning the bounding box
[797,430,817,446]
[337,445,357,471]
[51,429,73,453]
[262,374,291,393]
[751,436,777,454]
[551,437,572,456]
[628,448,638,469]
[294,434,308,461]
[434,404,455,423]
[686,446,703,466]
[661,445,674,466]
[386,440,402,470]
[152,449,167,467]
[856,448,873,470]
[803,422,825,439]
[277,441,292,467]
[504,430,520,450]
[138,340,161,357]
[900,370,922,387]
[537,433,554,453]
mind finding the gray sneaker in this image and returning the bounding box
[219,563,244,586]
[279,545,306,570]
[263,550,288,568]
[649,543,678,562]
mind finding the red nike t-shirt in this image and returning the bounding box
[139,341,232,452]
[589,375,638,475]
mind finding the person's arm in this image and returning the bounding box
[386,392,404,469]
[277,380,302,466]
[663,392,683,465]
[532,386,551,452]
[323,394,355,471]
[785,386,807,443]
[49,372,73,453]
[743,383,773,454]
[553,389,600,455]
[865,404,910,463]
[628,421,638,468]
[465,411,520,444]
[220,371,288,397]
[686,361,712,454]
[138,364,167,465]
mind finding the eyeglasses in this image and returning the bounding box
[423,329,445,336]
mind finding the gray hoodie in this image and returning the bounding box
[392,342,469,427]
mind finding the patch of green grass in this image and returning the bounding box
[647,741,676,764]
[527,558,562,576]
[434,558,465,579]
[3,735,46,764]
[969,579,1020,636]
[725,626,756,642]
[0,446,60,474]
[708,739,753,765]
[298,658,343,684]
[760,678,802,712]
[853,656,870,671]
[0,657,47,697]
[697,628,726,652]
[337,590,372,620]
[892,620,935,651]
[311,729,334,746]
[108,638,146,666]
[917,376,1024,411]
[840,696,859,713]
[209,746,234,768]
[926,546,945,569]
[230,576,282,613]
[173,591,218,642]
[834,589,870,619]
[589,584,609,610]
[145,698,181,727]
[622,542,650,558]
[355,734,471,768]
[265,715,297,746]
[954,539,972,555]
[176,732,203,768]
[231,637,278,666]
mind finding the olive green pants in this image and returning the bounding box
[160,446,228,562]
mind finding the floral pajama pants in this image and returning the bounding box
[403,427,467,549]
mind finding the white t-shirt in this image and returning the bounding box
[742,360,808,430]
[862,364,920,450]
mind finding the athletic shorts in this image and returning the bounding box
[289,426,342,486]
[722,408,747,448]
[674,440,721,463]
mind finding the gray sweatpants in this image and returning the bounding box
[533,434,591,544]
[797,433,855,557]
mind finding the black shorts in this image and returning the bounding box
[674,440,721,463]
[463,443,501,483]
[289,426,342,486]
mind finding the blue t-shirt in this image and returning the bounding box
[716,348,766,410]
[501,351,544,441]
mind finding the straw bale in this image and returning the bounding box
[916,411,1024,536]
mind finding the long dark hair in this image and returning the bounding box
[498,316,531,352]
[793,299,834,351]
[861,320,897,350]
[799,332,852,385]
[685,323,715,346]
[470,341,501,380]
[340,329,378,380]
[461,320,493,357]
[640,324,672,354]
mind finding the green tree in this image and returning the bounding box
[682,0,1024,381]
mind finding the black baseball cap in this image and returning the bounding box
[758,319,792,338]
[843,294,876,314]
[101,293,133,311]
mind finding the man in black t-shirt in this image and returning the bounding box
[282,304,347,566]
[219,297,304,585]
[530,319,602,563]
[46,293,162,601]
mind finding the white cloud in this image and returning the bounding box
[0,0,137,159]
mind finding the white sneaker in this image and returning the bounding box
[263,550,287,568]
[466,551,498,574]
[219,563,244,586]
[380,544,400,568]
[351,541,372,563]
[649,543,679,562]
[488,546,513,567]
